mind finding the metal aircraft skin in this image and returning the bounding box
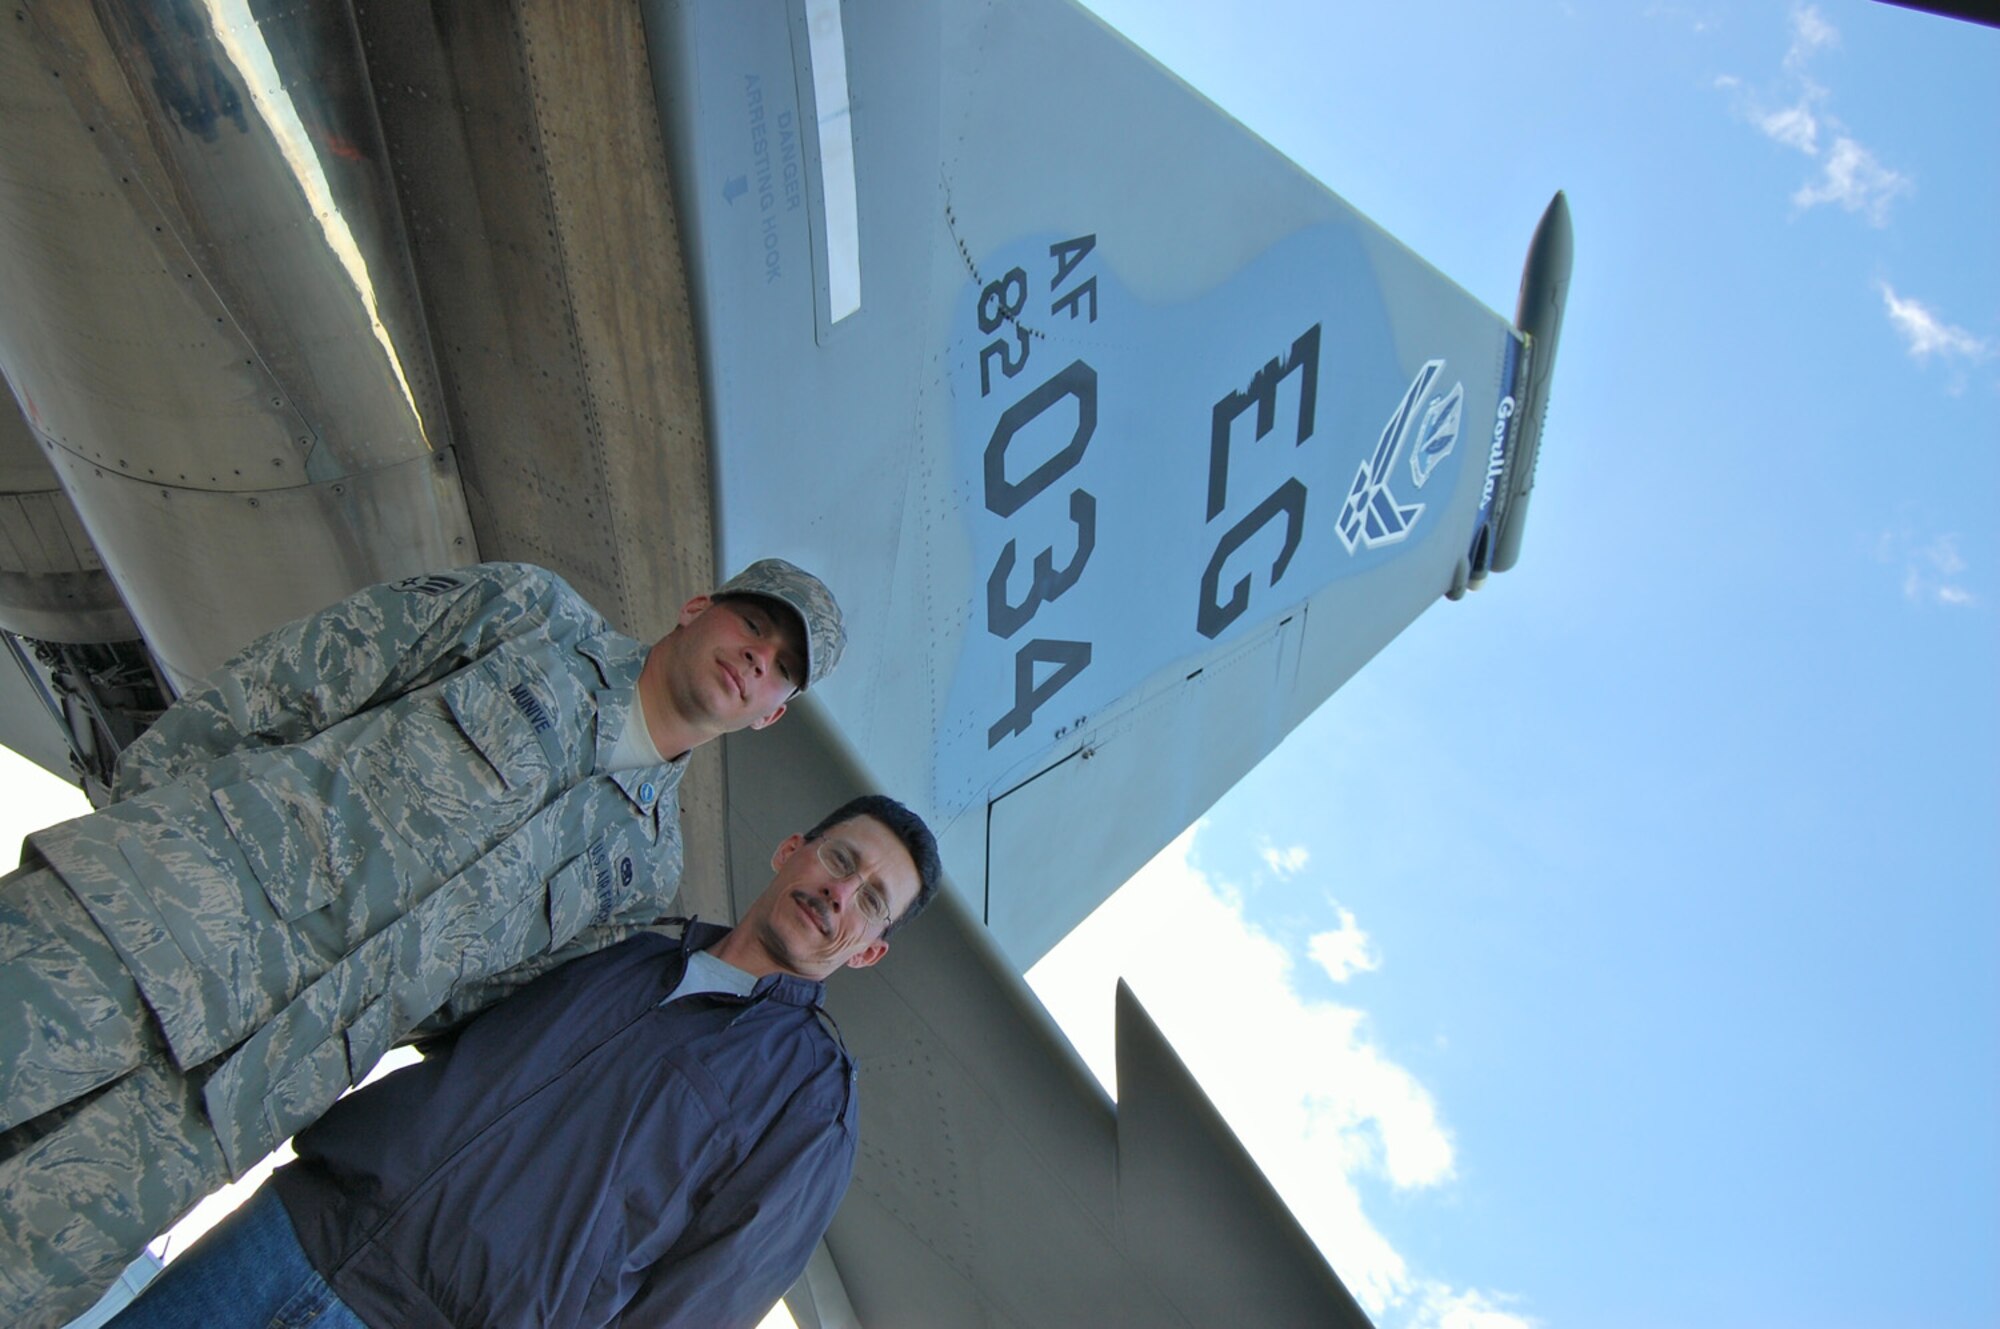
[0,2,1569,1326]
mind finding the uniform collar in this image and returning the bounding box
[582,636,650,770]
[606,759,685,819]
[583,634,688,805]
[579,632,647,690]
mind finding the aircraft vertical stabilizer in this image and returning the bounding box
[646,0,1572,968]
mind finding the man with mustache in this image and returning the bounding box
[0,557,843,1326]
[108,795,941,1329]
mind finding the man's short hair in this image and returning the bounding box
[804,795,941,938]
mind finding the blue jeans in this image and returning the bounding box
[105,1185,367,1329]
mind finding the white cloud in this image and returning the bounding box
[1876,527,1977,608]
[1926,538,1965,577]
[1785,3,1837,73]
[1310,907,1381,983]
[1643,3,1715,36]
[1406,1284,1541,1329]
[1878,283,1993,363]
[1723,5,1910,227]
[1755,101,1819,154]
[1028,823,1510,1322]
[1792,137,1910,225]
[1261,841,1310,879]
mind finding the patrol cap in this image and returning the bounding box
[713,558,846,690]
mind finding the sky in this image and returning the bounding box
[3,4,1994,1328]
[1023,3,1999,1328]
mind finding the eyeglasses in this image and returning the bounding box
[815,838,893,926]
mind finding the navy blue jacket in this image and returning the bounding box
[271,924,857,1329]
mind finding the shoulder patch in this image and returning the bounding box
[392,573,462,596]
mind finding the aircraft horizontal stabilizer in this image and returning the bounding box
[1115,979,1375,1326]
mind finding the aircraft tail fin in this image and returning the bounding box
[656,0,1573,972]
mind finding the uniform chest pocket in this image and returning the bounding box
[459,850,603,974]
[546,852,605,952]
[211,765,341,923]
[439,662,550,789]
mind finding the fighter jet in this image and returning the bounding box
[0,2,1569,1324]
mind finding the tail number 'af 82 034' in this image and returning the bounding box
[984,235,1101,749]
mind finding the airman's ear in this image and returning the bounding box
[676,594,714,629]
[748,702,789,731]
[770,832,806,873]
[845,939,888,970]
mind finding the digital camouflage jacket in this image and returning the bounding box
[28,563,686,1175]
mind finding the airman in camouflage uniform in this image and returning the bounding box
[0,557,845,1328]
